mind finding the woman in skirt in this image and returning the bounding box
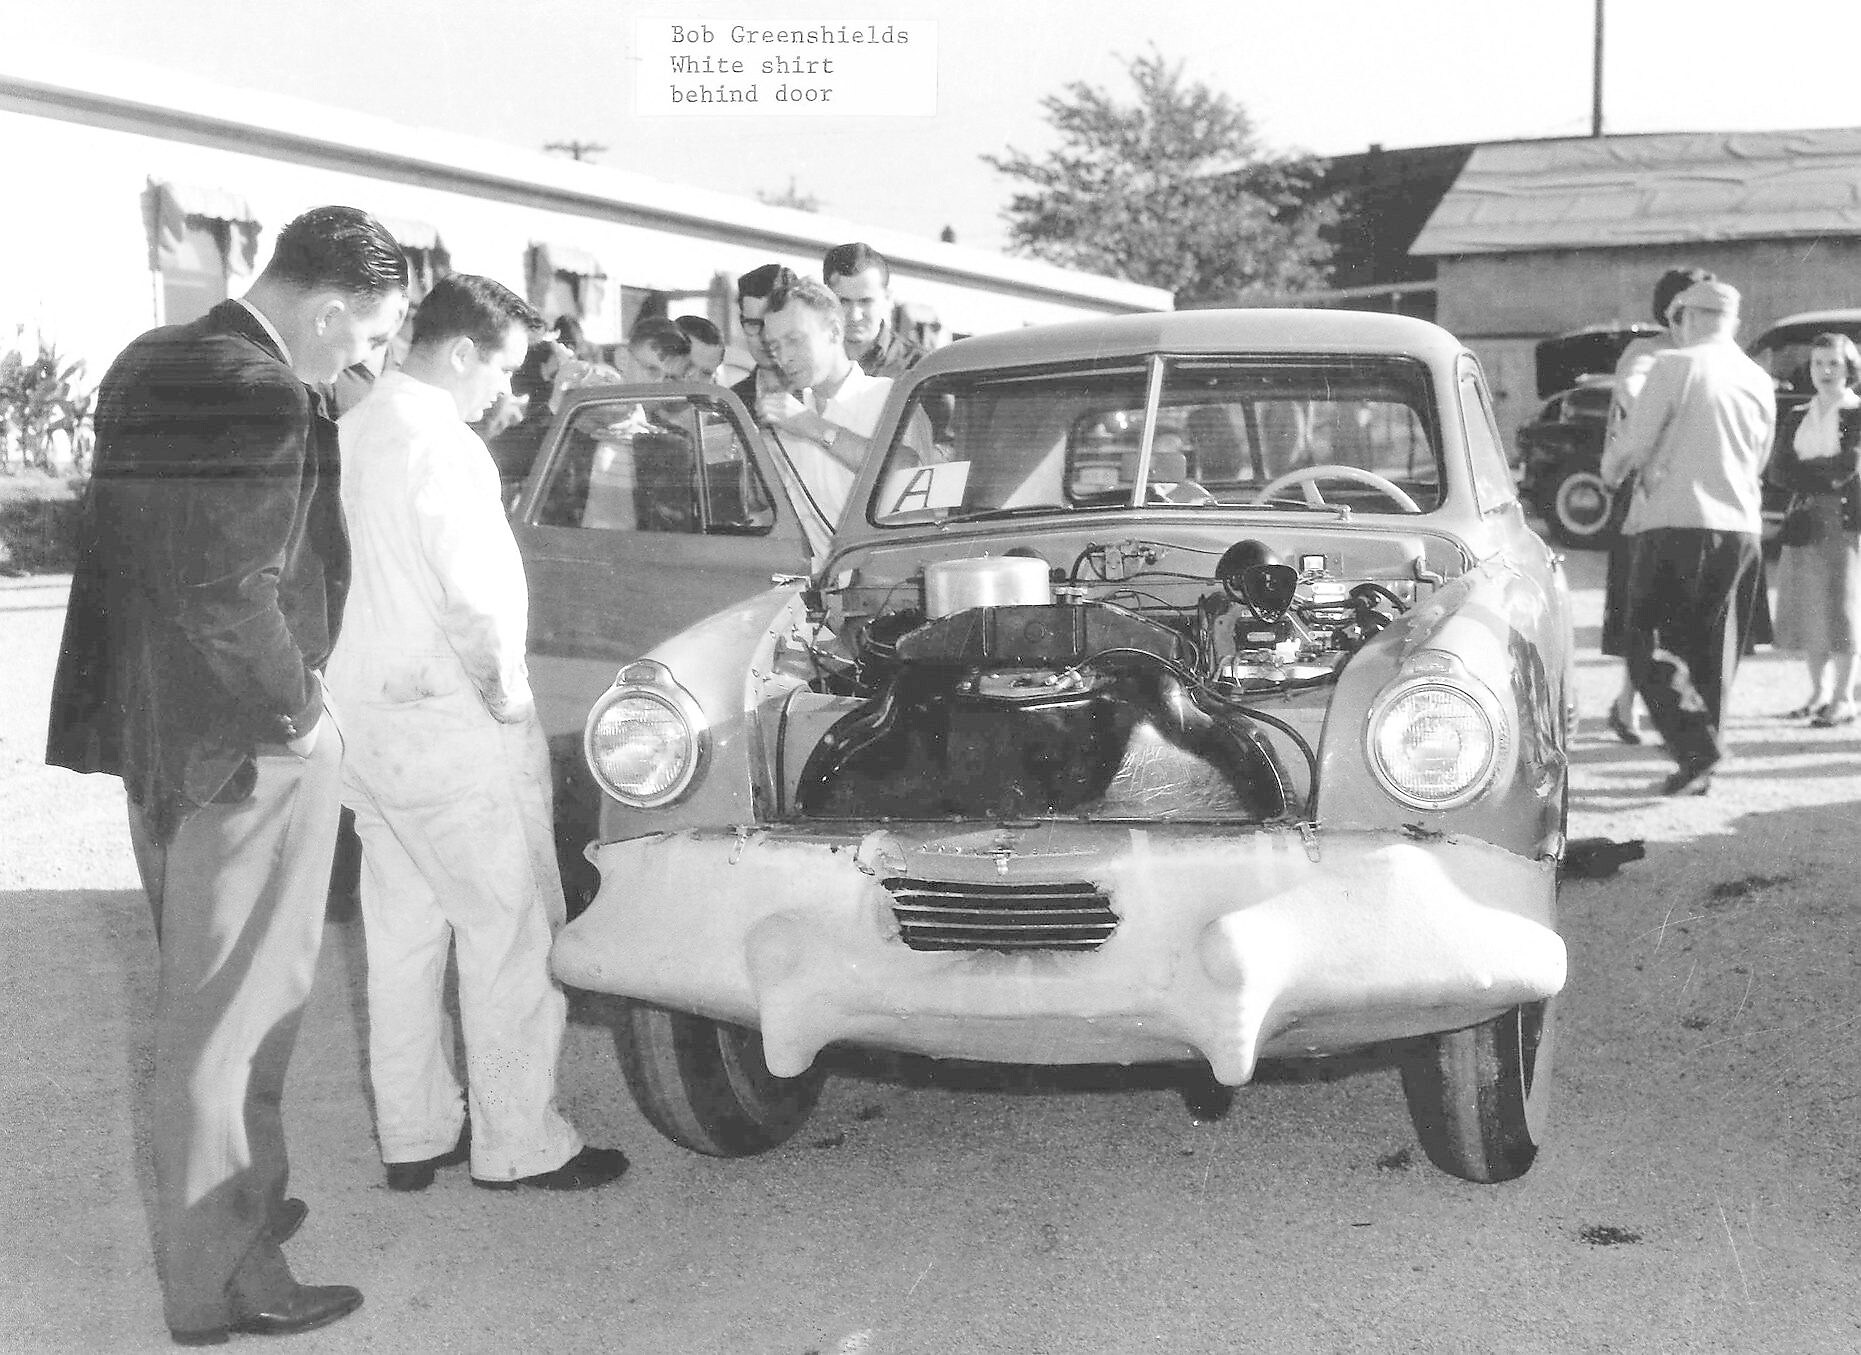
[1770,332,1861,726]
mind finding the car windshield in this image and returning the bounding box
[867,354,1443,526]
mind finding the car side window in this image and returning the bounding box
[533,395,775,536]
[1457,356,1518,513]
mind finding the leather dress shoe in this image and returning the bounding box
[472,1144,629,1192]
[1658,759,1717,797]
[385,1120,470,1192]
[1812,699,1858,728]
[169,1283,363,1345]
[266,1198,308,1246]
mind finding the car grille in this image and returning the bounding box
[883,878,1118,952]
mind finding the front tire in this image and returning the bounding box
[614,1001,826,1156]
[1400,999,1555,1183]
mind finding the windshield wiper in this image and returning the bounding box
[936,505,1080,525]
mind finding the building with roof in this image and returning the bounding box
[1411,130,1861,436]
[0,46,1170,400]
[1300,141,1475,320]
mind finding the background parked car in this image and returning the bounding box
[1515,324,1658,547]
[1516,374,1622,547]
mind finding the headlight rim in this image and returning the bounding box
[1364,671,1510,812]
[582,664,709,809]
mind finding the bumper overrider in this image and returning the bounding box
[552,822,1565,1087]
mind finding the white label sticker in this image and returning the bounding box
[635,19,937,116]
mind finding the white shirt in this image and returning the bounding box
[1792,390,1861,461]
[330,371,532,718]
[770,365,893,550]
[235,297,291,365]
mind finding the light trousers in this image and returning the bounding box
[337,684,580,1181]
[128,725,344,1334]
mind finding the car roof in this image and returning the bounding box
[907,308,1469,377]
[1755,309,1861,335]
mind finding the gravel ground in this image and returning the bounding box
[2,549,1858,1355]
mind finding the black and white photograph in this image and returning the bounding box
[2,2,1858,1351]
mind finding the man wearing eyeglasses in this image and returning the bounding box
[730,262,795,411]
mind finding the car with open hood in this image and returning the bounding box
[512,308,1573,1184]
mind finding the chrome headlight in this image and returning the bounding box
[1366,666,1509,811]
[583,660,708,808]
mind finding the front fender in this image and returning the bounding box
[1318,551,1567,857]
[592,584,808,841]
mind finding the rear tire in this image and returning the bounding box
[1400,999,1555,1183]
[614,1001,826,1156]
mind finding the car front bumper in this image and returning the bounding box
[552,822,1565,1087]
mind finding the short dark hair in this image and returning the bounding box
[628,316,691,362]
[1653,267,1714,325]
[411,274,543,352]
[675,314,722,347]
[766,273,842,325]
[553,315,586,347]
[823,242,890,287]
[264,206,409,300]
[737,263,793,302]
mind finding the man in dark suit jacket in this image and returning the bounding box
[46,206,408,1345]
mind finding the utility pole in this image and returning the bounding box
[544,140,608,162]
[1591,0,1605,137]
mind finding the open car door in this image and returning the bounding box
[511,382,812,736]
[509,383,813,908]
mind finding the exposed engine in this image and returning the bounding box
[790,540,1417,825]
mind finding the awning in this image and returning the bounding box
[149,179,260,278]
[531,241,605,278]
[155,180,255,226]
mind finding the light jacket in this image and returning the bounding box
[1601,337,1775,534]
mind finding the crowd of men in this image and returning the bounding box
[41,205,938,1345]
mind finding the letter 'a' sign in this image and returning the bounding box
[879,460,969,516]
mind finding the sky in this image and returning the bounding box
[17,0,1861,255]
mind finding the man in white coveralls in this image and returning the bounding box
[327,273,629,1193]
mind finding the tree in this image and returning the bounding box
[984,51,1337,307]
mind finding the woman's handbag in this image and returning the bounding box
[1779,494,1819,548]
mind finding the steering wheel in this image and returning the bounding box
[1250,464,1422,514]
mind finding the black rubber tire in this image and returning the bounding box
[1399,999,1555,1183]
[1540,467,1623,548]
[614,1000,826,1156]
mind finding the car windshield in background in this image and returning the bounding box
[868,354,1443,526]
[1748,320,1861,399]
